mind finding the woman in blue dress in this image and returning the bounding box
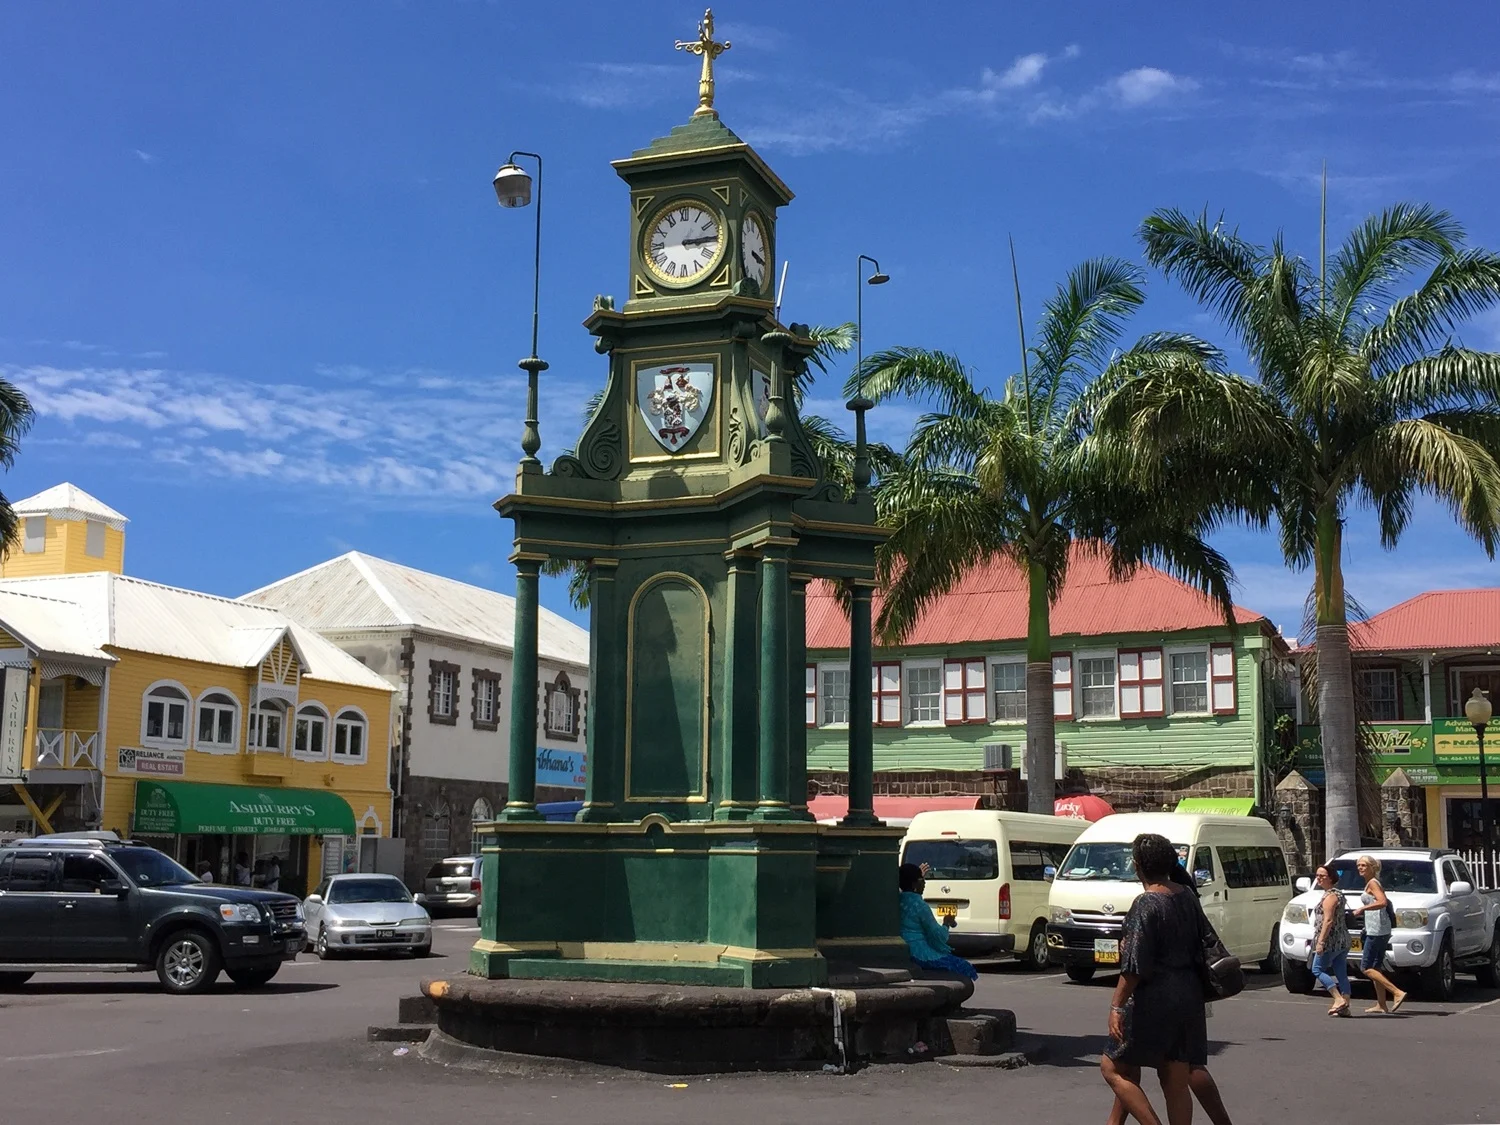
[897,862,979,980]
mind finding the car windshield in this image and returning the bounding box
[428,860,473,879]
[329,877,411,904]
[112,847,199,888]
[1058,842,1191,881]
[1326,858,1437,894]
[902,839,999,881]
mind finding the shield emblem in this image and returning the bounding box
[638,363,714,453]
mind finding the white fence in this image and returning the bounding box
[34,729,101,769]
[1456,849,1497,891]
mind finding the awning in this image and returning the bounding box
[133,780,356,836]
[1175,797,1256,816]
[807,795,983,822]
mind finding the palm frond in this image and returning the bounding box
[1139,209,1264,338]
[1351,418,1500,555]
[1329,202,1462,337]
[1381,347,1500,415]
[1030,258,1146,411]
[1363,249,1500,374]
[851,347,989,420]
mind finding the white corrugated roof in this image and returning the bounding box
[0,572,392,691]
[0,589,115,662]
[13,483,128,530]
[240,552,590,666]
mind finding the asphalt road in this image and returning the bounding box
[3,923,1498,1124]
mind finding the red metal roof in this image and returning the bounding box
[1352,588,1500,653]
[807,795,983,822]
[806,542,1266,650]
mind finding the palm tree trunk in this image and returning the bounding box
[1025,559,1056,814]
[1315,505,1360,854]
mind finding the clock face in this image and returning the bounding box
[643,201,725,287]
[740,212,769,289]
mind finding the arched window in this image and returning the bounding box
[544,671,581,741]
[247,699,287,752]
[195,690,240,752]
[294,702,329,759]
[470,797,494,855]
[333,707,367,763]
[142,681,190,746]
[422,798,451,868]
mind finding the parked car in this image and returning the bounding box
[414,855,481,915]
[900,810,1086,968]
[303,873,432,958]
[1046,812,1293,982]
[1279,848,1500,1001]
[0,836,303,994]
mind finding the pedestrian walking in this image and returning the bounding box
[1100,833,1213,1125]
[1351,854,1407,1014]
[1310,863,1352,1017]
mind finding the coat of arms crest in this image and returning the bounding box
[638,363,714,452]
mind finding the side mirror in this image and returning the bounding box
[1194,870,1212,887]
[1451,881,1474,897]
[1295,877,1311,893]
[306,894,322,904]
[101,878,129,897]
[1043,866,1057,884]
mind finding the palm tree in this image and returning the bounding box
[855,259,1241,813]
[0,377,34,553]
[1102,199,1500,852]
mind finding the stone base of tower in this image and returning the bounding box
[469,818,905,988]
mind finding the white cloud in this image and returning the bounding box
[133,149,155,164]
[988,53,1049,90]
[1108,67,1199,107]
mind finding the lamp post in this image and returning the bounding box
[1465,687,1494,887]
[847,255,889,495]
[492,151,547,472]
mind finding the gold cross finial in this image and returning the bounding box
[675,8,731,118]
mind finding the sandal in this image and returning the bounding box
[1390,991,1408,1013]
[1328,1003,1351,1018]
[1363,1005,1387,1014]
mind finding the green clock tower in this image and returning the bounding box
[473,9,902,988]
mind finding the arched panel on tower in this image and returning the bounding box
[625,573,709,803]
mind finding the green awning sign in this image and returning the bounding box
[133,780,356,836]
[1175,797,1256,815]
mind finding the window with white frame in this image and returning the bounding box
[804,665,817,728]
[472,669,502,732]
[247,700,286,751]
[22,516,46,554]
[544,672,581,740]
[333,708,367,761]
[142,683,189,745]
[195,691,239,751]
[1170,651,1210,714]
[943,659,987,724]
[821,666,851,726]
[1079,656,1117,718]
[905,664,942,724]
[294,703,329,758]
[1359,668,1400,722]
[428,660,458,725]
[990,661,1026,722]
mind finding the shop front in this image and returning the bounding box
[130,779,357,899]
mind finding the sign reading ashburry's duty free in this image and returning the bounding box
[132,779,356,836]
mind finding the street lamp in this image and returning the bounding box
[847,255,889,495]
[1465,687,1494,887]
[493,151,547,471]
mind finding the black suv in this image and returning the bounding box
[0,837,305,994]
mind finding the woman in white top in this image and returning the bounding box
[1351,854,1407,1014]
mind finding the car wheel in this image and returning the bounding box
[1474,927,1500,989]
[1419,935,1456,1001]
[1261,924,1283,974]
[227,966,280,988]
[1018,922,1050,971]
[156,930,221,995]
[0,971,34,989]
[1281,956,1313,994]
[1065,965,1095,983]
[315,925,338,961]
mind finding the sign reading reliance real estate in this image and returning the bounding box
[117,746,186,777]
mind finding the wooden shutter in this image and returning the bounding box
[964,659,986,721]
[874,662,902,727]
[944,659,987,724]
[1119,651,1142,717]
[1210,644,1236,714]
[1051,653,1074,720]
[1140,648,1165,717]
[805,664,817,728]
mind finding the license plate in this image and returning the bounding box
[375,929,395,939]
[1350,937,1363,954]
[931,902,959,923]
[1094,938,1120,964]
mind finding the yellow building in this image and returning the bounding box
[0,483,395,897]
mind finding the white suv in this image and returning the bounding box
[1279,849,1500,1001]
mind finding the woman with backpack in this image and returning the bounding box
[1310,863,1353,1017]
[1351,854,1407,1013]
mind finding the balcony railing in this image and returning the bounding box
[34,729,102,770]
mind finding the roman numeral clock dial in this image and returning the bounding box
[643,201,725,287]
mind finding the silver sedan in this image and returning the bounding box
[303,874,432,958]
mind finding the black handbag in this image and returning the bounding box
[1194,899,1245,1000]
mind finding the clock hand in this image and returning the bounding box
[681,235,719,246]
[751,251,764,266]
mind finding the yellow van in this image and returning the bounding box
[1045,812,1293,982]
[900,811,1089,968]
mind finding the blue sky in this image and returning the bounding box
[3,2,1497,635]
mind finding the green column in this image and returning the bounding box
[579,559,618,823]
[715,551,758,821]
[501,554,543,822]
[788,573,813,820]
[841,580,879,827]
[755,544,794,820]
